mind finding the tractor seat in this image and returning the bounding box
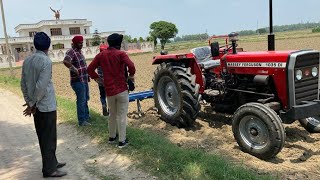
[191,46,221,69]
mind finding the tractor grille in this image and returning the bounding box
[294,53,319,105]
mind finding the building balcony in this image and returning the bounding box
[15,19,92,33]
[0,31,125,44]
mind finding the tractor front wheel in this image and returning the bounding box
[153,63,200,127]
[232,102,285,160]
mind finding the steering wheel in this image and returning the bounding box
[219,44,234,52]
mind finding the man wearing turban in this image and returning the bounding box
[21,32,67,178]
[88,33,136,148]
[63,35,91,126]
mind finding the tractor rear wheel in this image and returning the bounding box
[232,102,285,160]
[153,63,200,127]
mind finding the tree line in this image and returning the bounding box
[92,21,320,50]
[174,33,209,42]
[238,22,320,36]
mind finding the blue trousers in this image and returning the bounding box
[71,82,90,125]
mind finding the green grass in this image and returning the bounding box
[0,75,276,180]
[0,75,21,87]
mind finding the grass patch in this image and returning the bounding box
[0,75,20,86]
[0,76,275,180]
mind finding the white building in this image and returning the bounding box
[0,18,153,68]
[13,19,124,50]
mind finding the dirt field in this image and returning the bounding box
[3,35,320,179]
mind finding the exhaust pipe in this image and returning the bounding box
[268,0,275,51]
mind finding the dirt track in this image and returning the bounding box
[0,88,154,180]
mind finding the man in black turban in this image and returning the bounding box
[107,33,123,49]
[33,32,51,51]
[21,32,67,178]
[88,33,136,148]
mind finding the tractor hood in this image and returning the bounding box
[225,50,296,68]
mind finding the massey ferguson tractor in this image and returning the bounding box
[151,1,320,160]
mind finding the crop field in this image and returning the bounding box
[2,30,320,179]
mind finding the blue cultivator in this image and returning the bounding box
[129,90,154,117]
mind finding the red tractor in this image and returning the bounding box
[151,2,320,160]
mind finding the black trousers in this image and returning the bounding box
[34,109,58,174]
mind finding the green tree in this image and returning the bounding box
[133,38,138,43]
[312,27,320,33]
[139,37,145,42]
[256,28,267,34]
[124,35,133,43]
[92,29,101,46]
[150,21,178,49]
[150,32,158,49]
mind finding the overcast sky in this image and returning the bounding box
[1,0,320,38]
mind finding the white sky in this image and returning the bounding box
[1,0,319,38]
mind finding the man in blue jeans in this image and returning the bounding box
[63,36,91,126]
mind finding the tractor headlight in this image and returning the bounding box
[295,70,303,80]
[312,67,318,77]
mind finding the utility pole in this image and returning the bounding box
[0,0,13,77]
[268,0,275,51]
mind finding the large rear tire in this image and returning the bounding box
[153,63,201,127]
[232,103,285,160]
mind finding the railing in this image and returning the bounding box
[0,37,33,44]
[0,42,154,68]
[0,31,126,44]
[15,19,92,32]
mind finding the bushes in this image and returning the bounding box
[312,27,320,33]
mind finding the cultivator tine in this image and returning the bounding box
[137,99,144,117]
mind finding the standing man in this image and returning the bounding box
[88,33,135,148]
[63,36,91,126]
[21,32,67,178]
[97,44,109,116]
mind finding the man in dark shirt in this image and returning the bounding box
[63,36,91,126]
[88,33,135,148]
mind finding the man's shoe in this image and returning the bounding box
[57,162,66,168]
[43,170,67,178]
[118,139,129,149]
[79,121,91,126]
[108,134,118,144]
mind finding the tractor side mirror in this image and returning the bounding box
[210,42,220,57]
[160,50,168,55]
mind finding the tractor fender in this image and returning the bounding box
[152,54,205,93]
